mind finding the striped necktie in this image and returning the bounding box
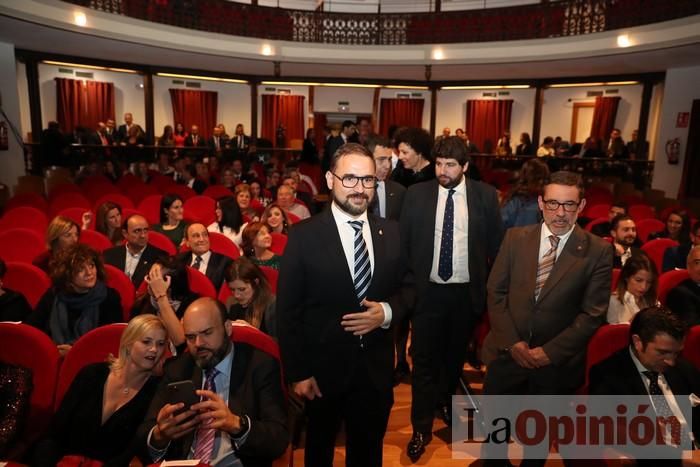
[193,368,219,463]
[348,220,371,304]
[534,235,559,300]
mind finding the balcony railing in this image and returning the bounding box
[65,0,700,45]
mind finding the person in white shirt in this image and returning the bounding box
[207,196,247,254]
[607,252,659,324]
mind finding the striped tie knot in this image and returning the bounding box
[348,220,371,304]
[534,235,560,300]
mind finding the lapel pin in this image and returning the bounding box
[379,229,383,236]
[577,245,583,251]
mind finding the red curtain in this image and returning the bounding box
[261,95,305,148]
[55,78,115,134]
[378,99,424,137]
[465,99,513,154]
[169,89,218,139]
[590,96,621,142]
[313,112,327,155]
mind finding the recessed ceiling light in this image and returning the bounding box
[74,11,87,27]
[261,44,274,56]
[617,34,632,48]
[432,49,444,60]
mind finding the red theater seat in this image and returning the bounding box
[5,193,49,213]
[635,218,665,243]
[3,262,51,308]
[641,238,678,275]
[184,195,216,226]
[203,185,235,200]
[147,230,177,256]
[0,206,49,236]
[137,194,163,226]
[682,325,700,370]
[79,229,113,252]
[583,204,610,220]
[658,268,690,306]
[187,266,217,298]
[0,228,46,263]
[49,192,91,218]
[583,323,630,392]
[104,264,136,321]
[93,193,135,211]
[270,233,288,255]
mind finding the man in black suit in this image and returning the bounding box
[605,128,629,159]
[589,306,700,465]
[611,214,642,268]
[184,125,207,149]
[207,126,228,156]
[138,297,288,466]
[366,135,405,221]
[102,214,167,289]
[181,164,207,195]
[277,143,404,467]
[115,112,144,144]
[87,122,114,147]
[179,223,232,291]
[589,201,627,237]
[400,136,504,461]
[667,246,700,327]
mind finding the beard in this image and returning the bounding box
[194,338,231,370]
[333,192,372,216]
[438,173,463,189]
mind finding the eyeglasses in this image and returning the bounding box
[331,172,377,189]
[542,199,580,212]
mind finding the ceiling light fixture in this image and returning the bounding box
[617,34,632,48]
[548,81,639,88]
[432,49,444,60]
[261,44,274,56]
[73,11,87,27]
[157,73,248,84]
[441,85,530,90]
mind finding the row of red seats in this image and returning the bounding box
[584,202,689,225]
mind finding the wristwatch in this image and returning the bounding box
[234,414,250,437]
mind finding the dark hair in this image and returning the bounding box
[160,194,183,224]
[629,305,686,347]
[433,136,469,166]
[616,252,658,306]
[329,143,375,172]
[393,127,433,162]
[543,136,554,145]
[610,201,628,212]
[225,257,273,329]
[544,171,584,200]
[342,120,355,131]
[157,256,189,301]
[503,158,550,203]
[365,134,390,155]
[611,214,635,232]
[184,164,197,178]
[520,132,532,145]
[262,202,290,234]
[49,244,106,293]
[215,196,244,234]
[95,201,123,244]
[241,222,270,257]
[664,209,691,244]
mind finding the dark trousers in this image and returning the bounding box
[305,359,393,467]
[394,285,416,368]
[411,282,476,433]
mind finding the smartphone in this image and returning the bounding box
[167,380,199,411]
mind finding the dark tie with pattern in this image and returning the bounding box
[644,370,684,445]
[349,220,371,304]
[438,189,455,281]
[193,368,219,462]
[193,255,202,270]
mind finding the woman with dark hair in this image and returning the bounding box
[151,193,186,248]
[649,209,691,244]
[391,127,435,187]
[261,202,290,235]
[30,315,167,466]
[27,244,122,356]
[241,222,281,270]
[500,158,550,229]
[104,159,122,183]
[607,252,659,324]
[249,179,271,207]
[33,215,81,273]
[515,132,534,156]
[207,196,247,251]
[93,201,124,246]
[173,122,187,148]
[0,258,32,322]
[225,257,277,337]
[157,125,174,147]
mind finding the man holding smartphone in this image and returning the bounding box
[138,297,288,466]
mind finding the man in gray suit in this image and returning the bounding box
[482,171,612,466]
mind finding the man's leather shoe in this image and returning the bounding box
[407,431,432,462]
[437,404,452,425]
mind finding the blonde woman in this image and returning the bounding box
[33,215,81,273]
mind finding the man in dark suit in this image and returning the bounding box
[87,122,114,147]
[323,123,344,174]
[115,112,144,144]
[666,246,700,327]
[231,123,250,159]
[207,126,228,156]
[605,128,629,159]
[179,223,232,291]
[589,201,627,237]
[102,214,167,289]
[611,214,642,268]
[138,297,288,466]
[481,171,612,466]
[366,135,405,221]
[181,165,207,195]
[401,136,503,461]
[589,306,700,465]
[277,143,404,467]
[184,125,207,148]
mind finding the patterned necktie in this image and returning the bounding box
[534,235,560,300]
[349,221,371,304]
[193,368,219,463]
[193,255,202,270]
[644,371,683,445]
[438,189,455,282]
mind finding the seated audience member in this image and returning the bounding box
[495,130,512,156]
[135,161,152,184]
[515,132,534,156]
[649,209,691,244]
[221,168,238,190]
[536,136,555,157]
[30,315,168,467]
[249,180,271,207]
[241,222,281,271]
[92,201,124,246]
[589,306,700,464]
[607,252,659,324]
[0,362,32,458]
[180,223,233,290]
[137,297,288,465]
[27,244,122,356]
[276,184,310,220]
[208,196,247,252]
[590,201,627,237]
[226,258,277,337]
[104,159,122,183]
[605,128,628,159]
[611,214,642,268]
[154,152,175,176]
[265,169,282,199]
[157,124,175,147]
[666,246,700,327]
[196,160,215,186]
[103,214,167,289]
[500,158,549,229]
[391,127,435,187]
[33,216,81,273]
[152,194,187,248]
[0,258,32,322]
[580,136,604,158]
[236,183,260,221]
[262,202,291,235]
[182,164,207,195]
[663,220,700,272]
[284,166,318,200]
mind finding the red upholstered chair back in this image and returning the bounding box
[147,230,178,256]
[137,194,163,226]
[584,217,608,233]
[93,193,135,212]
[286,211,301,225]
[183,195,216,226]
[5,193,49,213]
[83,183,122,203]
[79,229,113,252]
[259,265,279,294]
[187,266,217,298]
[230,324,280,361]
[584,324,630,391]
[208,231,241,260]
[54,323,126,410]
[203,185,235,200]
[270,232,288,255]
[104,264,136,321]
[127,183,160,206]
[116,173,141,192]
[165,184,196,201]
[57,207,92,229]
[635,218,666,244]
[658,268,690,306]
[584,204,611,220]
[0,228,46,263]
[641,238,679,275]
[682,325,700,370]
[219,282,232,303]
[629,204,656,222]
[3,262,51,308]
[0,206,48,236]
[49,192,91,217]
[0,323,61,456]
[48,183,82,201]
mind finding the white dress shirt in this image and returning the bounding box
[190,250,212,274]
[124,245,145,279]
[537,221,575,263]
[430,177,469,284]
[375,181,386,218]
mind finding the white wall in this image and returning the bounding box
[652,66,700,198]
[153,76,250,137]
[314,87,374,113]
[436,88,536,141]
[0,41,26,194]
[541,84,643,143]
[16,60,30,141]
[37,63,146,130]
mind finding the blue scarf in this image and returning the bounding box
[49,281,108,345]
